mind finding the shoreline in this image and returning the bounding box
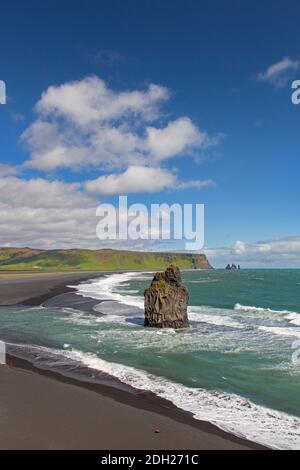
[0,271,267,450]
[0,270,109,306]
[3,353,266,450]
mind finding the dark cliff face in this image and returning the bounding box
[144,265,189,329]
[191,254,213,269]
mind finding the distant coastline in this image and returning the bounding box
[0,247,213,271]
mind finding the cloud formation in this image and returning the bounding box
[0,76,220,249]
[0,163,18,176]
[258,57,300,87]
[205,236,300,267]
[85,165,214,195]
[0,173,298,264]
[0,176,98,248]
[22,76,219,172]
[85,166,176,194]
[0,172,213,248]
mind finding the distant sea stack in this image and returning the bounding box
[226,263,241,270]
[144,265,189,329]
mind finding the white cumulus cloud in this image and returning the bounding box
[146,117,205,161]
[85,166,176,195]
[22,76,220,171]
[0,176,99,248]
[258,57,300,87]
[85,166,215,195]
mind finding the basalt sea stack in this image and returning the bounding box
[144,265,189,329]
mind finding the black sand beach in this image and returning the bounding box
[0,272,267,450]
[0,271,106,306]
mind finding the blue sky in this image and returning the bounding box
[0,0,300,266]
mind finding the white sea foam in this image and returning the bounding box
[188,306,244,329]
[74,277,300,338]
[8,339,300,449]
[258,325,300,339]
[64,348,300,450]
[286,313,300,326]
[234,303,298,317]
[70,272,145,309]
[234,303,300,327]
[62,309,137,327]
[75,275,244,329]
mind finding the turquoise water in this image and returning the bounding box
[0,269,300,448]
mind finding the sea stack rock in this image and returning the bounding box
[144,265,189,329]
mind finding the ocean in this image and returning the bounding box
[0,269,299,449]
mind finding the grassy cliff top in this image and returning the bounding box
[0,247,213,271]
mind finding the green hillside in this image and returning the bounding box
[0,247,212,271]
